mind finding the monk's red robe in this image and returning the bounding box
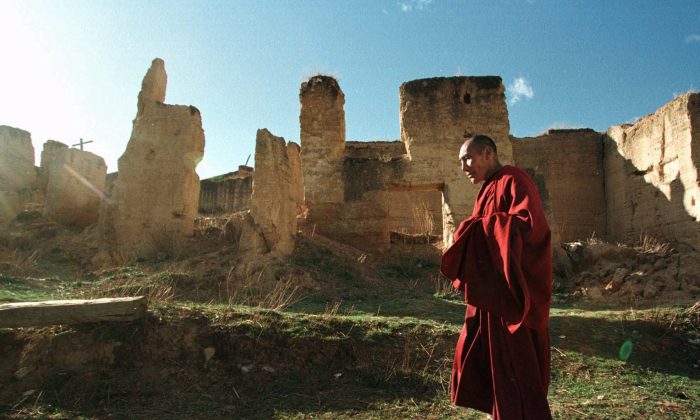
[441,165,552,420]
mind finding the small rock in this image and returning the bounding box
[262,365,275,373]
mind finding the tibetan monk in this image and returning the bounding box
[441,134,552,419]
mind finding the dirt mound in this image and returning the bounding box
[560,239,700,306]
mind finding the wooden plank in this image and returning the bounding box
[0,296,147,328]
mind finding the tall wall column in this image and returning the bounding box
[299,76,345,230]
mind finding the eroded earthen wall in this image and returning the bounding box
[0,125,35,224]
[240,129,299,255]
[338,142,410,250]
[399,77,511,242]
[604,93,700,250]
[512,129,606,243]
[387,190,443,236]
[102,58,205,257]
[299,76,345,226]
[198,167,253,215]
[40,140,107,227]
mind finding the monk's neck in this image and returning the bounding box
[483,162,503,182]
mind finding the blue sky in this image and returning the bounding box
[1,0,699,178]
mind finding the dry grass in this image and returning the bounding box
[225,267,303,312]
[584,231,605,245]
[634,233,672,254]
[76,274,175,307]
[433,275,458,299]
[146,224,186,259]
[0,249,40,276]
[410,201,435,237]
[323,300,343,317]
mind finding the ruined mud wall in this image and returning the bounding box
[387,190,443,236]
[0,126,35,224]
[198,167,253,215]
[512,129,606,243]
[298,76,511,251]
[39,140,107,227]
[300,76,345,225]
[337,142,409,250]
[604,93,700,250]
[299,78,395,251]
[399,77,511,243]
[240,129,299,255]
[101,58,204,257]
[343,141,441,239]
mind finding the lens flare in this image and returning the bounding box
[619,339,633,361]
[62,163,113,204]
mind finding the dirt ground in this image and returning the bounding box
[1,212,699,419]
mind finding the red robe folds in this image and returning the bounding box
[441,165,552,420]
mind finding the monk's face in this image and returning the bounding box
[459,140,493,184]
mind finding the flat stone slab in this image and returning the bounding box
[0,296,147,328]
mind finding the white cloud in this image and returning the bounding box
[507,77,534,105]
[685,34,700,43]
[399,0,433,13]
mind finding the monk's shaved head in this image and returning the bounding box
[463,134,498,155]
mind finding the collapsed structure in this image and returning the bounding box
[1,59,698,263]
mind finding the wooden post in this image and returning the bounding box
[0,296,147,328]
